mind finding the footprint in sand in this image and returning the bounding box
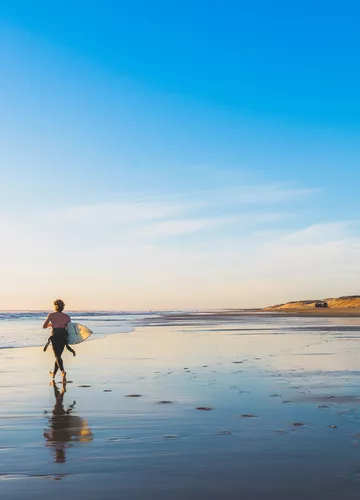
[163,435,179,440]
[270,394,282,398]
[196,407,214,411]
[158,401,174,404]
[217,430,232,435]
[78,385,91,388]
[338,410,355,416]
[125,394,142,398]
[293,422,305,427]
[241,414,257,418]
[103,390,112,393]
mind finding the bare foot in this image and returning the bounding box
[62,371,67,381]
[49,371,55,379]
[72,351,76,357]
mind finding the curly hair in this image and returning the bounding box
[54,299,65,312]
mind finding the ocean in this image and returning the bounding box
[2,309,360,351]
[0,311,158,349]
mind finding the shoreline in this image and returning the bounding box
[1,307,360,352]
[151,308,360,321]
[260,307,360,317]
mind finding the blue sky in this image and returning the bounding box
[1,1,360,309]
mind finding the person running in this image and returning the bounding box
[43,299,75,381]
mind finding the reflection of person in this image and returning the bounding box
[43,381,93,463]
[43,299,75,381]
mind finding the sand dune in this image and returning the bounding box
[265,295,360,310]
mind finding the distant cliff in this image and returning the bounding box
[265,295,360,310]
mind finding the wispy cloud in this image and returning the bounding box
[139,216,234,236]
[46,183,313,235]
[283,221,355,243]
[51,199,198,223]
[245,221,360,283]
[140,212,292,237]
[203,184,320,205]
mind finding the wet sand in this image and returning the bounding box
[263,307,360,317]
[143,307,360,322]
[2,315,360,499]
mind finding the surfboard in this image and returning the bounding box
[67,323,93,345]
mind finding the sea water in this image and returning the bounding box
[1,310,360,352]
[0,311,156,349]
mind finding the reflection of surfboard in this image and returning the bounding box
[67,323,93,345]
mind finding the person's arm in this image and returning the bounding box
[43,314,52,329]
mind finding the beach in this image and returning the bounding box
[2,314,360,499]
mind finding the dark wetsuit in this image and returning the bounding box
[51,328,67,376]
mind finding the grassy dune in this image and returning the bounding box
[265,295,360,310]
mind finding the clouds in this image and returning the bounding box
[236,221,360,305]
[201,184,320,205]
[42,182,315,240]
[2,179,357,310]
[283,221,355,244]
[138,217,232,237]
[52,199,199,224]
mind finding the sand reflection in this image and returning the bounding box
[44,381,93,463]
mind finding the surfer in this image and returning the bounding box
[43,299,76,381]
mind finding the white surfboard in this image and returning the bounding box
[67,323,93,345]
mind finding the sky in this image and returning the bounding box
[1,0,360,310]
